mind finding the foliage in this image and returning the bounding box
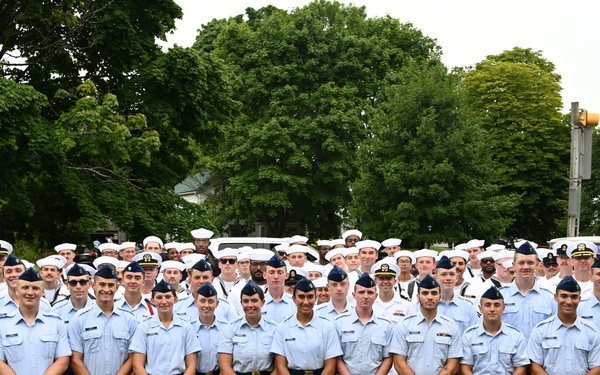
[350,61,516,247]
[197,0,439,238]
[461,48,570,242]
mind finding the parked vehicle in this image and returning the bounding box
[74,245,98,266]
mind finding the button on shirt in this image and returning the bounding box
[191,317,229,373]
[499,282,556,341]
[270,314,343,370]
[262,292,296,325]
[51,298,94,325]
[578,293,600,329]
[114,297,154,323]
[0,310,72,375]
[219,316,278,373]
[68,304,138,375]
[528,315,600,375]
[334,309,392,375]
[460,322,529,374]
[129,313,202,375]
[175,294,238,322]
[389,311,462,375]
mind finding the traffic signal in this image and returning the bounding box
[579,111,600,127]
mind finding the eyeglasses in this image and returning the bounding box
[102,251,118,256]
[397,260,412,265]
[543,262,559,268]
[193,239,209,244]
[278,251,287,256]
[219,258,236,265]
[480,258,494,264]
[250,262,267,268]
[67,280,89,286]
[238,261,250,266]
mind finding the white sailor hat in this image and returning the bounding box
[486,244,506,252]
[164,242,179,250]
[177,242,195,253]
[312,277,328,288]
[394,250,416,264]
[93,256,120,269]
[476,251,495,261]
[454,243,466,251]
[143,236,163,248]
[325,248,345,261]
[287,235,308,244]
[286,245,308,255]
[465,239,485,249]
[246,248,275,261]
[274,243,289,252]
[446,250,469,261]
[36,256,66,270]
[119,242,137,250]
[382,238,402,247]
[215,248,240,259]
[317,240,332,247]
[159,260,185,272]
[330,239,345,247]
[182,253,205,269]
[302,262,326,276]
[342,230,362,240]
[356,240,381,250]
[190,228,214,239]
[98,243,119,253]
[54,243,77,252]
[492,250,514,262]
[342,247,359,257]
[501,260,514,269]
[413,249,438,259]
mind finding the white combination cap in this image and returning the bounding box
[0,240,13,255]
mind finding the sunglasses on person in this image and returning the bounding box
[67,279,89,286]
[480,258,494,264]
[219,258,236,265]
[278,251,288,257]
[543,262,559,268]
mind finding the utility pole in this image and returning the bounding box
[567,102,598,237]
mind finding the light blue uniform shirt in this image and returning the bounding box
[499,281,556,341]
[129,313,202,374]
[578,293,600,328]
[460,322,529,374]
[314,300,354,322]
[51,297,94,325]
[68,304,137,375]
[191,317,229,373]
[334,309,392,375]
[0,309,72,375]
[270,313,343,370]
[219,316,278,373]
[262,292,296,324]
[389,311,463,375]
[175,294,238,322]
[0,293,51,315]
[408,294,479,333]
[114,296,155,322]
[528,315,600,375]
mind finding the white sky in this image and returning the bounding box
[163,0,600,113]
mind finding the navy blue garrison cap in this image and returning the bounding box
[556,275,580,293]
[294,277,315,292]
[19,267,43,282]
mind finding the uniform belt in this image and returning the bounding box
[236,371,270,375]
[197,370,220,375]
[288,368,323,375]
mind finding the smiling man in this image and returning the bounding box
[528,276,600,375]
[68,265,137,375]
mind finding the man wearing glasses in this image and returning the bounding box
[213,248,244,299]
[567,241,597,299]
[191,227,220,276]
[52,264,95,325]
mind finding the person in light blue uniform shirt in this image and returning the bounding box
[0,254,51,314]
[271,277,343,375]
[191,282,229,375]
[0,267,71,375]
[315,266,354,321]
[52,264,95,325]
[219,280,278,375]
[528,276,600,375]
[114,261,155,322]
[429,255,479,333]
[390,274,462,375]
[335,273,393,375]
[460,286,529,375]
[130,280,201,375]
[262,254,296,324]
[68,265,138,375]
[499,242,556,341]
[175,259,238,322]
[578,257,600,328]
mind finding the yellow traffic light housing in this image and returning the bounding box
[580,111,600,127]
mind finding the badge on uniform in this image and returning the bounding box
[436,332,451,337]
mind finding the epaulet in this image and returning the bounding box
[52,299,69,309]
[376,315,392,324]
[0,311,15,318]
[75,305,94,317]
[218,297,231,305]
[457,295,475,305]
[41,311,62,319]
[115,306,135,316]
[580,318,599,331]
[314,303,327,311]
[503,323,522,333]
[537,285,555,295]
[334,311,352,320]
[464,324,478,334]
[533,316,554,329]
[317,315,334,322]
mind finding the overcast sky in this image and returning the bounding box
[163,0,599,113]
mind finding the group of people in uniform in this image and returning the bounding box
[0,229,599,375]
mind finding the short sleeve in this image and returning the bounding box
[460,331,474,365]
[55,319,72,358]
[388,320,409,355]
[128,322,148,354]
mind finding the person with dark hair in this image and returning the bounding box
[130,280,201,375]
[219,280,277,375]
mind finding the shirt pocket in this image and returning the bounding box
[113,330,130,352]
[433,335,452,361]
[341,333,358,352]
[40,334,58,359]
[2,335,24,362]
[541,337,561,366]
[82,329,103,353]
[369,335,387,362]
[232,335,250,356]
[575,341,591,369]
[532,306,552,317]
[498,345,516,368]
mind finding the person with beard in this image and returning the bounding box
[191,282,228,375]
[227,249,275,316]
[335,273,393,375]
[528,276,600,375]
[460,286,529,375]
[271,277,342,375]
[315,266,354,321]
[191,228,220,277]
[174,259,238,322]
[219,281,278,375]
[459,251,498,302]
[68,265,137,375]
[389,274,462,375]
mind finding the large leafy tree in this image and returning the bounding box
[196,0,439,238]
[350,61,516,247]
[461,48,570,242]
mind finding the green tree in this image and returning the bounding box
[461,48,570,242]
[196,0,438,238]
[350,61,515,247]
